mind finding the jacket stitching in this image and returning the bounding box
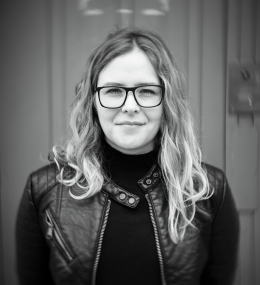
[102,183,140,208]
[211,170,226,224]
[147,193,167,285]
[30,164,60,209]
[92,193,109,258]
[137,163,161,191]
[149,193,167,263]
[91,194,109,284]
[104,180,140,200]
[56,184,63,219]
[47,207,76,262]
[28,175,37,211]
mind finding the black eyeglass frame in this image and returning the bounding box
[95,85,165,109]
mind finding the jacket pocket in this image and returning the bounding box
[45,208,74,263]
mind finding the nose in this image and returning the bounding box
[121,91,140,113]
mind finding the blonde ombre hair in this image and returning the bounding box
[53,28,212,243]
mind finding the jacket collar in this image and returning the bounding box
[102,163,162,209]
[137,164,161,191]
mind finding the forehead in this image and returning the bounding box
[97,48,159,86]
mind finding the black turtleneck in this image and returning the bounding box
[96,141,161,285]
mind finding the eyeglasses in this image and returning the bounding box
[96,85,164,109]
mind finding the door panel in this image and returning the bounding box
[1,1,259,284]
[226,1,260,285]
[0,2,51,285]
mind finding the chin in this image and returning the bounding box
[120,140,154,154]
[120,142,140,150]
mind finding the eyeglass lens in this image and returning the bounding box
[99,86,162,108]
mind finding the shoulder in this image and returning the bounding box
[28,163,60,207]
[202,163,226,189]
[201,163,231,219]
[202,163,226,190]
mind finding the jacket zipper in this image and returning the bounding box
[145,194,167,285]
[91,199,111,285]
[45,209,73,262]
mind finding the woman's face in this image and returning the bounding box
[95,48,163,155]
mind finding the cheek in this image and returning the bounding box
[95,103,117,133]
[153,110,163,135]
[95,95,106,121]
[148,108,163,127]
[97,109,116,124]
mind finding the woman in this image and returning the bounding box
[16,28,239,285]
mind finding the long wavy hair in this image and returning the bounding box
[53,28,212,243]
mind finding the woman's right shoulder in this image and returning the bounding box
[28,147,69,194]
[25,162,61,208]
[30,162,59,191]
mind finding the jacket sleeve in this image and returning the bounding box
[15,174,55,285]
[201,171,240,285]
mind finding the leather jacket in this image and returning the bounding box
[16,162,239,285]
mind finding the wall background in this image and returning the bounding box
[0,0,259,284]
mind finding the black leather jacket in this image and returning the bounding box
[16,162,239,285]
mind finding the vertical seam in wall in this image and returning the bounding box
[132,0,136,27]
[62,1,67,137]
[253,0,258,64]
[0,157,5,285]
[188,0,203,149]
[223,0,229,173]
[239,0,242,62]
[0,5,4,282]
[185,0,190,81]
[256,129,260,285]
[186,0,190,99]
[46,0,53,151]
[256,0,260,63]
[252,210,256,285]
[200,0,204,153]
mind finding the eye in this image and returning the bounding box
[102,87,124,96]
[137,87,157,96]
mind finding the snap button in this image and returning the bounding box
[153,172,159,177]
[128,197,135,204]
[146,179,152,184]
[119,193,126,200]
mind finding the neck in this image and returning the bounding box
[105,138,156,155]
[103,140,158,181]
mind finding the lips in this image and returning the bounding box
[117,121,144,126]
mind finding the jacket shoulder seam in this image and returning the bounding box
[203,163,226,222]
[29,163,59,208]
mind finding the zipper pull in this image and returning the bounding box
[45,210,54,239]
[46,226,53,239]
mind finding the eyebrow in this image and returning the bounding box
[102,82,159,87]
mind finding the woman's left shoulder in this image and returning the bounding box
[201,162,237,221]
[202,162,226,190]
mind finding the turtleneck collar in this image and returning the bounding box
[102,139,158,182]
